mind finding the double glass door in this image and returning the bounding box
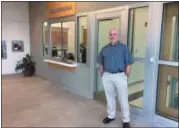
[155,2,178,124]
[93,2,178,126]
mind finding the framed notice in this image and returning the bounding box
[2,40,7,59]
[12,40,24,52]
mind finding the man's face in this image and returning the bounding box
[109,29,118,43]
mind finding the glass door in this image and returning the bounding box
[154,2,178,126]
[94,11,121,103]
[127,5,156,121]
[128,6,149,109]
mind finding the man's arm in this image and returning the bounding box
[99,64,104,76]
[97,48,104,77]
[125,65,131,77]
[124,46,134,77]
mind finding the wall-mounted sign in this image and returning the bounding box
[12,40,24,52]
[2,40,7,59]
[47,2,76,19]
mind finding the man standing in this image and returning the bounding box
[97,28,134,128]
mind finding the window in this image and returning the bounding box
[156,65,178,121]
[159,2,178,62]
[49,20,75,63]
[50,22,62,58]
[42,16,83,65]
[62,21,75,61]
[77,16,87,63]
[42,22,49,56]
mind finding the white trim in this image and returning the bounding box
[43,59,78,67]
[127,2,150,9]
[93,5,128,14]
[76,12,88,17]
[158,60,179,66]
[154,115,178,127]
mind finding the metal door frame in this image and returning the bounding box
[93,9,124,98]
[126,2,155,124]
[149,2,178,127]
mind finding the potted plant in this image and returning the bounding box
[15,54,36,76]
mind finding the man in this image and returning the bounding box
[97,28,134,128]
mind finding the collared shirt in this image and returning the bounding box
[97,41,134,73]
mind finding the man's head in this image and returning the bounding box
[109,28,119,44]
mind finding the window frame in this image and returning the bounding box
[158,2,179,63]
[49,21,63,60]
[42,21,49,57]
[76,13,91,67]
[61,20,76,61]
[76,15,88,65]
[42,16,77,63]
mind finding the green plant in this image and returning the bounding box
[15,54,36,76]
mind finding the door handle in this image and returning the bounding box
[149,57,155,63]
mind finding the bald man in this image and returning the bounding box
[97,28,134,128]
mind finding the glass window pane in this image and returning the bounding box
[50,23,62,58]
[62,21,75,61]
[42,22,48,56]
[77,16,87,63]
[128,61,144,108]
[128,7,149,58]
[160,2,179,62]
[156,65,178,121]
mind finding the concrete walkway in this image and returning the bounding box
[2,75,150,127]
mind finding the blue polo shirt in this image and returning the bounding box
[97,41,134,73]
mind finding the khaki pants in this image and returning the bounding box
[102,72,130,122]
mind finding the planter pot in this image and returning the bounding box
[23,66,35,77]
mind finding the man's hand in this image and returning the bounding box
[99,64,104,77]
[125,65,131,77]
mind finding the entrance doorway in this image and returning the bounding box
[95,17,121,103]
[94,3,151,114]
[93,4,155,122]
[92,2,178,127]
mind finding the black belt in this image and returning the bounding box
[108,71,124,74]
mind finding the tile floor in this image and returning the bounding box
[2,74,150,127]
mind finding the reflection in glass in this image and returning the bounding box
[77,16,87,63]
[156,2,179,121]
[50,23,62,58]
[128,7,148,58]
[160,2,179,62]
[62,21,75,61]
[156,65,178,121]
[127,7,148,108]
[1,40,7,59]
[42,22,49,56]
[128,61,144,108]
